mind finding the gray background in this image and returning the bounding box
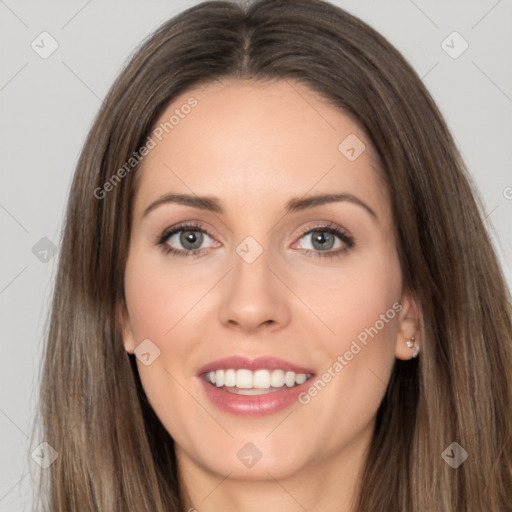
[1,0,511,509]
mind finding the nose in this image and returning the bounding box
[217,242,291,334]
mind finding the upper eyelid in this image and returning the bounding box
[161,222,214,238]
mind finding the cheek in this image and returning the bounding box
[296,247,402,428]
[291,244,403,350]
[332,267,400,345]
[123,250,203,441]
[293,246,402,413]
[124,249,203,342]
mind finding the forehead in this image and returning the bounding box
[133,78,389,225]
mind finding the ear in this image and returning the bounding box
[117,301,135,354]
[394,290,421,360]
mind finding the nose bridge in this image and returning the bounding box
[217,231,290,331]
[231,232,277,302]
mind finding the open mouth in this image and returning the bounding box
[202,368,313,395]
[197,355,316,415]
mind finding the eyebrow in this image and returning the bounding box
[142,192,378,221]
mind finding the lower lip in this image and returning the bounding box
[199,377,311,416]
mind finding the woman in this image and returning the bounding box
[33,0,512,510]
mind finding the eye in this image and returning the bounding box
[154,221,354,259]
[155,222,220,257]
[293,222,355,259]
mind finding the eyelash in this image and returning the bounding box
[154,221,355,259]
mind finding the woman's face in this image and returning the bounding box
[122,79,418,482]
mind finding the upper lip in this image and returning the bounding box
[196,355,315,376]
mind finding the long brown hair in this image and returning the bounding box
[33,0,512,510]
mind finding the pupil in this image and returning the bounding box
[312,231,334,250]
[181,230,203,249]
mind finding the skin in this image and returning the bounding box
[121,78,420,512]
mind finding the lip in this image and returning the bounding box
[197,355,315,417]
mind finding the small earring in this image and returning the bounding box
[406,336,415,348]
[412,345,420,358]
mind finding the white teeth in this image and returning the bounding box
[295,373,307,385]
[204,369,311,389]
[215,369,224,387]
[253,369,270,389]
[270,369,285,387]
[224,369,236,387]
[285,371,296,387]
[235,369,253,388]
